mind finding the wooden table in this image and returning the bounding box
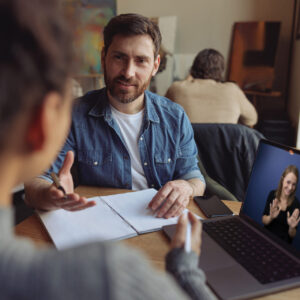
[15,186,300,299]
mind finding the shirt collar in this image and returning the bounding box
[87,88,160,123]
[88,89,112,121]
[144,90,160,124]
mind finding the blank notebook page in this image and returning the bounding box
[101,189,181,233]
[38,197,136,250]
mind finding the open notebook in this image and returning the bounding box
[38,189,183,250]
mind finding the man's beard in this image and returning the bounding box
[103,67,152,104]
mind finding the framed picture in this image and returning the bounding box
[64,0,116,74]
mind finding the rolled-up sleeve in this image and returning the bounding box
[175,112,205,184]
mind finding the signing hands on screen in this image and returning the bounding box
[47,151,96,211]
[267,198,300,229]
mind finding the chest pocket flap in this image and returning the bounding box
[78,150,112,166]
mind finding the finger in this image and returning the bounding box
[172,206,186,218]
[48,185,67,203]
[189,212,201,235]
[167,203,186,219]
[156,190,180,218]
[59,197,93,208]
[164,202,183,219]
[59,151,74,177]
[51,192,82,207]
[62,200,96,211]
[188,212,201,255]
[148,183,172,210]
[171,213,187,249]
[56,196,85,206]
[287,211,290,218]
[164,196,188,218]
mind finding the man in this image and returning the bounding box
[25,13,205,218]
[0,1,217,299]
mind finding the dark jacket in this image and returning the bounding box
[192,123,264,201]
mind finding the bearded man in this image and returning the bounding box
[25,13,205,218]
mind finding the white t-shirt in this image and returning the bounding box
[110,105,148,190]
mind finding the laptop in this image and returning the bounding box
[163,139,300,300]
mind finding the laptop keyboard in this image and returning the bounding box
[203,218,300,284]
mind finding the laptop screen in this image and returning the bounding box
[242,140,300,252]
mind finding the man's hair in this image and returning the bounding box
[103,13,162,58]
[0,0,73,149]
[276,165,299,206]
[190,48,225,82]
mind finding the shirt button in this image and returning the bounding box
[93,161,98,166]
[144,162,148,166]
[151,184,155,187]
[168,158,171,163]
[140,137,143,141]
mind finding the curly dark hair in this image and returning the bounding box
[190,49,225,82]
[103,13,162,58]
[0,0,74,149]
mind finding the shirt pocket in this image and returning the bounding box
[77,150,112,167]
[77,150,113,186]
[154,153,175,184]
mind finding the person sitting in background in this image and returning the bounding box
[0,1,216,299]
[165,48,258,126]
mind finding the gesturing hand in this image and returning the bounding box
[269,198,281,220]
[48,151,96,211]
[287,208,300,229]
[148,180,193,218]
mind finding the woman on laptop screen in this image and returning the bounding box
[262,165,300,243]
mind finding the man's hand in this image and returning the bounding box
[47,151,96,211]
[148,180,193,218]
[171,212,201,256]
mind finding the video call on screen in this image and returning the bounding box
[242,141,300,251]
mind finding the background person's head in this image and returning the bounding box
[0,0,74,184]
[190,48,225,82]
[276,165,299,204]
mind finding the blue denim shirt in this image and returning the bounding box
[41,88,204,190]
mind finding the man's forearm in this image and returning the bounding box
[187,178,205,197]
[24,178,53,210]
